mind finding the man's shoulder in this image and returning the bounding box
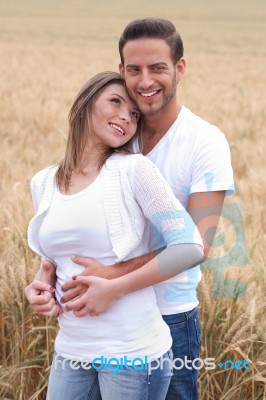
[182,107,221,132]
[179,106,224,139]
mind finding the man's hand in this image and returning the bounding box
[64,275,121,317]
[60,256,109,304]
[24,260,62,317]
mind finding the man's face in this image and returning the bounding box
[119,38,183,116]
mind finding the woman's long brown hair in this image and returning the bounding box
[56,71,142,192]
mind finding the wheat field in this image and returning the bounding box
[0,0,265,399]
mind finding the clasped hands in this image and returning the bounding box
[24,256,119,318]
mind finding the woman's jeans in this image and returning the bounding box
[46,350,173,400]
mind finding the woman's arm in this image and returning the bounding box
[26,168,61,317]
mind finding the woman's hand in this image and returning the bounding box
[24,260,62,317]
[25,280,61,317]
[64,275,122,317]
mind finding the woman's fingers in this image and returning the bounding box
[25,280,61,317]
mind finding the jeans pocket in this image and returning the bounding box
[167,348,173,362]
[193,315,201,346]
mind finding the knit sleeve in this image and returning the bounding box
[128,155,203,248]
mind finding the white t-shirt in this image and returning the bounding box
[132,106,235,314]
[37,163,173,362]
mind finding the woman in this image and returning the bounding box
[27,71,204,400]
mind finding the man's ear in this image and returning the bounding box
[119,63,125,78]
[175,57,186,83]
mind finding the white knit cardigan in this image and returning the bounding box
[28,153,198,262]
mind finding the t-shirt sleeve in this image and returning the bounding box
[190,129,235,196]
[129,155,203,248]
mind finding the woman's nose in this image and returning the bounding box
[119,110,131,124]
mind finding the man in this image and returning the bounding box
[26,18,234,399]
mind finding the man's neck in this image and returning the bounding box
[141,103,182,155]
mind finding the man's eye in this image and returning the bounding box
[127,67,139,74]
[153,66,165,72]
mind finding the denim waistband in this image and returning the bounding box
[162,306,199,325]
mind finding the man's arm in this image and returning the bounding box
[77,251,158,279]
[64,242,204,316]
[187,190,226,257]
[60,251,159,302]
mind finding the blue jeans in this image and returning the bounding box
[163,307,201,400]
[46,350,173,400]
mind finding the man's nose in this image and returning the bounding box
[139,71,154,89]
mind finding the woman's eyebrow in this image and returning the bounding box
[110,93,125,101]
[110,93,139,111]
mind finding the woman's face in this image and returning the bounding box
[89,83,140,150]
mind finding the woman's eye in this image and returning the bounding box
[131,111,140,121]
[110,97,121,105]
